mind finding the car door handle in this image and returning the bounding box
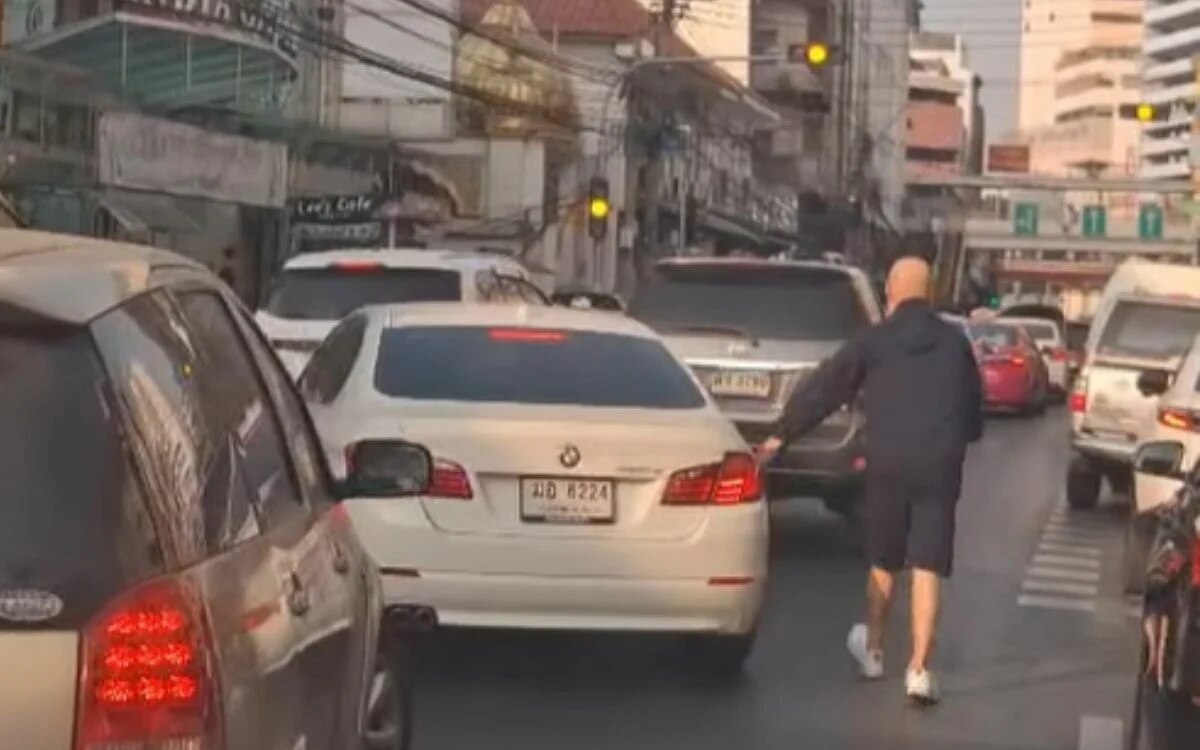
[331,542,350,576]
[283,572,310,617]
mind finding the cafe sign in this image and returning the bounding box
[116,0,300,61]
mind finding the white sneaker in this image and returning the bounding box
[905,668,940,705]
[846,623,884,679]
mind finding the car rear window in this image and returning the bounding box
[1065,322,1089,350]
[627,264,870,341]
[0,309,159,628]
[374,326,706,409]
[264,266,461,320]
[969,323,1020,348]
[1020,322,1058,341]
[1098,301,1200,362]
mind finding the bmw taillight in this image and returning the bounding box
[76,577,220,750]
[662,452,763,505]
[427,458,473,500]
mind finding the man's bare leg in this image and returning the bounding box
[909,568,941,671]
[866,566,896,652]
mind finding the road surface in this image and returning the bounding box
[410,411,1140,750]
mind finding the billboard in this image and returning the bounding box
[986,144,1031,174]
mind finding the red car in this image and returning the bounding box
[969,321,1051,414]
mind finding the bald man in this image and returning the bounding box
[758,256,983,704]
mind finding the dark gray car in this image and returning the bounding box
[0,229,423,750]
[628,257,882,517]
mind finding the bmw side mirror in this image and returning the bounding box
[339,440,433,499]
[1133,440,1185,480]
[1136,369,1172,398]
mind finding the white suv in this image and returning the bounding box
[256,248,546,376]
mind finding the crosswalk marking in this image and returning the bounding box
[1018,594,1096,612]
[1032,554,1102,569]
[1022,579,1098,596]
[1019,502,1110,613]
[1027,565,1102,582]
[1078,716,1123,750]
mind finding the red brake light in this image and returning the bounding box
[1158,407,1197,432]
[1009,354,1027,367]
[331,260,384,273]
[428,457,473,499]
[77,577,218,750]
[1050,347,1067,361]
[488,328,567,343]
[663,452,763,505]
[1069,391,1087,412]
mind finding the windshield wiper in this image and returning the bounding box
[660,323,759,347]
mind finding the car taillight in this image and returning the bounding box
[662,452,763,505]
[428,458,473,499]
[1050,347,1067,362]
[1159,407,1199,433]
[1070,371,1088,413]
[76,577,219,750]
[1010,355,1028,367]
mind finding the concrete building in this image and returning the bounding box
[1140,0,1200,180]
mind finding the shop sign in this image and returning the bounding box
[98,111,288,207]
[290,193,382,246]
[116,0,299,60]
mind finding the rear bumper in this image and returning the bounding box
[1072,434,1137,470]
[345,499,768,635]
[733,418,866,497]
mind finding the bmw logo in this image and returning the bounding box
[559,444,581,469]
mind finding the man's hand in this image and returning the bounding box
[754,436,784,466]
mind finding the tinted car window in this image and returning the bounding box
[969,323,1020,348]
[1021,322,1058,341]
[176,291,305,529]
[264,266,461,320]
[93,291,253,566]
[374,326,706,409]
[0,307,160,628]
[1098,301,1200,361]
[300,315,368,404]
[628,264,869,341]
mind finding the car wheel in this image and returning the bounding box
[685,631,757,679]
[362,636,414,750]
[1122,515,1155,595]
[1066,456,1102,510]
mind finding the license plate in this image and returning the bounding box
[520,477,616,524]
[707,370,772,398]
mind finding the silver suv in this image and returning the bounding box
[628,257,882,518]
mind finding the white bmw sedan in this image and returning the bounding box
[300,303,768,671]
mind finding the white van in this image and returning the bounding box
[1067,259,1200,516]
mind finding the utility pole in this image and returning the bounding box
[637,0,677,277]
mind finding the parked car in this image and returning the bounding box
[1128,440,1200,750]
[969,320,1051,415]
[0,229,416,750]
[256,248,548,377]
[1001,316,1070,397]
[626,257,881,521]
[300,303,768,674]
[1068,258,1200,510]
[1126,333,1200,593]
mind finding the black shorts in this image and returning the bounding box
[864,464,962,578]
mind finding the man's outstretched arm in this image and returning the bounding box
[773,332,870,445]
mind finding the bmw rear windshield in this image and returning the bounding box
[264,266,462,320]
[627,263,870,341]
[374,326,706,409]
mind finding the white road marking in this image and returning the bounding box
[1077,716,1123,750]
[1027,566,1102,582]
[1018,594,1096,612]
[1032,554,1102,569]
[1022,579,1099,596]
[1038,542,1102,556]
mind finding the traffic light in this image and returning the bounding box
[1118,103,1167,122]
[587,177,610,241]
[787,41,832,69]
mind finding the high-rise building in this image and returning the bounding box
[1140,0,1200,179]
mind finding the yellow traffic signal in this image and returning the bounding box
[805,42,829,67]
[1120,103,1164,122]
[1136,103,1156,122]
[589,197,610,221]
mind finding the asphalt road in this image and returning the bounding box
[410,410,1142,750]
